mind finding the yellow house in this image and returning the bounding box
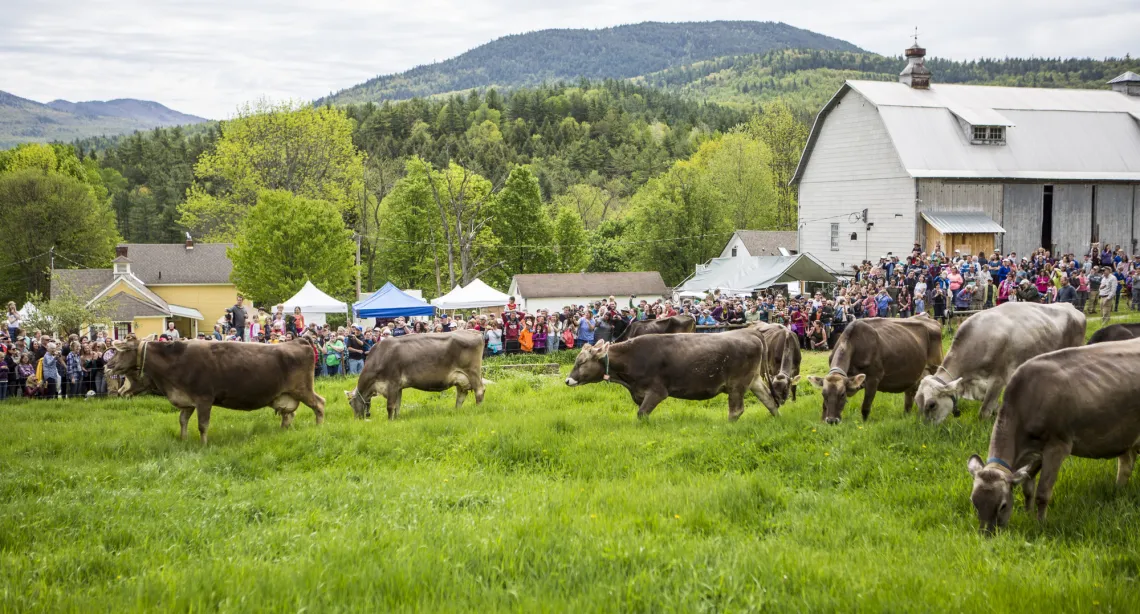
[51,239,240,340]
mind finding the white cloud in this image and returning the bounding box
[2,0,1137,118]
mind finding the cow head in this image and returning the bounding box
[915,375,962,424]
[345,389,370,419]
[105,339,140,378]
[967,455,1032,535]
[806,370,865,424]
[770,373,801,407]
[566,342,609,387]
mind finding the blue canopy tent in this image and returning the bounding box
[353,282,435,318]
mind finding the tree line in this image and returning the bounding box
[37,81,801,308]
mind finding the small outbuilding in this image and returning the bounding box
[508,272,669,313]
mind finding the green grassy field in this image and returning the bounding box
[3,313,1140,612]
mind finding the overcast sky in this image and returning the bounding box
[4,0,1138,119]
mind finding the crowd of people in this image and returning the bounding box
[5,240,1139,398]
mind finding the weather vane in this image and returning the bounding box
[913,27,919,45]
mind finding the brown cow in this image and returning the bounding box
[565,334,779,421]
[807,315,942,424]
[106,338,325,444]
[746,323,802,406]
[346,331,485,419]
[624,314,696,339]
[967,338,1140,532]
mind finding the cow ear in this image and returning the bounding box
[1011,466,1033,484]
[847,374,867,390]
[946,377,964,393]
[806,375,824,388]
[582,343,593,351]
[790,375,801,385]
[967,454,984,476]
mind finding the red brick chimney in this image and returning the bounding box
[185,232,194,250]
[115,245,128,258]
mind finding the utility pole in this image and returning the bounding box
[354,233,362,301]
[49,246,55,296]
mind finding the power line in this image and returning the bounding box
[367,230,741,250]
[0,251,52,273]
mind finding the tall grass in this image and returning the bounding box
[1,310,1139,611]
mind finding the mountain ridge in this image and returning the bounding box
[0,90,207,149]
[318,20,862,105]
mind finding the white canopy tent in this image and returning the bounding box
[431,279,510,311]
[281,281,347,326]
[676,253,838,297]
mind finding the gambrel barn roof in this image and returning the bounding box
[793,79,1140,183]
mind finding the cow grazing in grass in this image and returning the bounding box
[106,338,325,444]
[967,338,1140,533]
[564,334,779,421]
[747,323,801,407]
[1087,322,1140,345]
[625,314,696,339]
[916,302,1085,424]
[807,315,942,424]
[346,331,485,420]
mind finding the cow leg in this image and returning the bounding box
[749,380,780,418]
[977,382,1002,420]
[196,401,213,445]
[298,390,326,425]
[860,385,878,422]
[1034,440,1072,524]
[177,406,195,441]
[473,373,485,405]
[791,382,797,402]
[727,389,746,422]
[636,388,667,420]
[1116,447,1137,487]
[387,386,403,420]
[455,386,468,409]
[1018,457,1042,514]
[903,385,917,415]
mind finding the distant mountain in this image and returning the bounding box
[0,90,207,149]
[319,21,862,105]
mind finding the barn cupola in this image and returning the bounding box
[899,39,932,89]
[112,245,132,277]
[1109,71,1140,96]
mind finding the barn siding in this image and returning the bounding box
[1096,185,1135,251]
[916,180,1004,222]
[1002,184,1044,256]
[797,90,915,273]
[1052,184,1093,256]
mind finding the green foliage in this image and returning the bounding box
[179,101,366,241]
[742,101,808,228]
[550,182,626,230]
[228,190,357,306]
[691,132,778,229]
[318,22,860,104]
[586,218,633,273]
[4,322,1140,611]
[374,158,444,295]
[21,286,111,337]
[551,206,589,273]
[489,166,553,279]
[0,162,120,303]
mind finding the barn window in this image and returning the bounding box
[830,223,840,251]
[970,125,1005,145]
[731,246,738,257]
[114,323,131,340]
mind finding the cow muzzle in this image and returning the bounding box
[565,377,578,387]
[824,416,841,425]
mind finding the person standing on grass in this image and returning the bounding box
[519,317,534,353]
[576,309,595,347]
[484,321,503,356]
[1099,268,1118,325]
[226,296,247,341]
[324,334,345,377]
[345,326,365,375]
[40,343,62,399]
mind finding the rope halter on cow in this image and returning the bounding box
[928,368,960,411]
[137,340,150,380]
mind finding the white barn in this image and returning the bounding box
[793,43,1140,273]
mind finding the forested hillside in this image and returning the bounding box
[637,49,1140,122]
[319,21,861,105]
[0,90,206,148]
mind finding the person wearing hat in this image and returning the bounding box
[1016,278,1040,303]
[438,313,454,333]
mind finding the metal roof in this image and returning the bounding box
[920,211,1006,234]
[1109,72,1140,84]
[793,79,1140,184]
[677,254,837,295]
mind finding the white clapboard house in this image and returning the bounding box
[792,41,1140,273]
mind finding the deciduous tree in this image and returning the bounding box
[228,190,356,306]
